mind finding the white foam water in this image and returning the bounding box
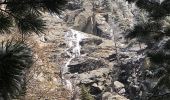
[62,29,85,92]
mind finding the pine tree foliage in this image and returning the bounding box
[125,0,170,99]
[0,40,33,99]
[0,0,67,35]
[127,21,163,39]
[164,39,170,49]
[127,0,170,19]
[126,0,170,45]
[148,50,170,64]
[0,12,12,33]
[17,14,45,34]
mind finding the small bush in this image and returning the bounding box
[80,85,94,100]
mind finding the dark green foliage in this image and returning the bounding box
[147,50,170,63]
[135,0,170,19]
[0,40,33,99]
[126,0,170,18]
[161,0,170,13]
[148,51,165,63]
[148,74,170,100]
[6,0,67,14]
[0,0,67,35]
[126,21,163,44]
[126,0,136,3]
[164,27,170,36]
[40,0,67,13]
[125,0,170,99]
[17,14,45,34]
[164,40,170,49]
[146,48,170,99]
[0,13,12,33]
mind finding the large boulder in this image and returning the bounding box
[68,57,108,74]
[73,11,93,33]
[78,68,111,84]
[64,9,85,25]
[74,13,113,39]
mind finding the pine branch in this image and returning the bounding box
[0,8,46,35]
[0,0,50,5]
[0,8,19,20]
[0,0,66,35]
[16,14,46,35]
[0,10,12,33]
[0,40,33,99]
[0,0,67,13]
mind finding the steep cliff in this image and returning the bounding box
[4,0,168,100]
[22,0,144,100]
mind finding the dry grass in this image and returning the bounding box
[0,16,71,100]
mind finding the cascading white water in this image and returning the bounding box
[62,29,85,91]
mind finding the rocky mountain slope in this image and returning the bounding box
[11,0,152,100]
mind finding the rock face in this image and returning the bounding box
[62,29,115,99]
[94,13,113,39]
[16,0,149,100]
[58,0,146,100]
[68,58,108,73]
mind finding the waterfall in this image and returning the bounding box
[62,29,85,92]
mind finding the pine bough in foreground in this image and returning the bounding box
[0,0,67,35]
[0,40,33,99]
